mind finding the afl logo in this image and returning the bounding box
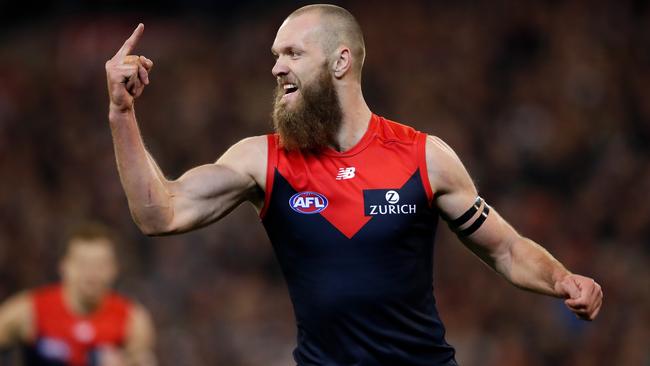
[289,191,328,214]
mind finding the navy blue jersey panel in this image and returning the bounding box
[263,169,456,366]
[22,346,77,366]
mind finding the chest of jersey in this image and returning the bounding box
[261,116,439,302]
[263,115,435,240]
[27,286,130,366]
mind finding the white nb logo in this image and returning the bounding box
[385,190,400,204]
[336,167,356,180]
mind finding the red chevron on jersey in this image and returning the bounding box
[262,113,433,238]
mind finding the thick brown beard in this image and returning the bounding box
[272,66,343,152]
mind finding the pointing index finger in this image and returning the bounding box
[114,23,144,60]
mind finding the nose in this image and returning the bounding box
[272,58,289,78]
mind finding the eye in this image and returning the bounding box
[289,50,302,59]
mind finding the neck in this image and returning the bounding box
[333,82,372,152]
[62,285,100,315]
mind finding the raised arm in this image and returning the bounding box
[0,293,32,348]
[124,303,156,366]
[105,24,266,236]
[425,135,603,321]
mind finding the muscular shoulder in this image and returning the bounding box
[217,135,268,188]
[424,135,477,197]
[226,135,268,156]
[220,135,267,163]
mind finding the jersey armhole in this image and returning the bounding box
[417,133,434,206]
[259,134,277,219]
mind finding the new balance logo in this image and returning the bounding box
[336,167,356,180]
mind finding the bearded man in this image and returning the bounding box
[105,4,602,366]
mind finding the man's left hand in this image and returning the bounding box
[555,274,603,321]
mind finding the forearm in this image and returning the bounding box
[501,236,571,297]
[458,207,572,297]
[108,105,173,234]
[127,349,157,366]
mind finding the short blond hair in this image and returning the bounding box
[61,221,119,258]
[289,4,366,80]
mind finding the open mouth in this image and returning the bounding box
[283,83,299,95]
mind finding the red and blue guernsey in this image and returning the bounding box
[261,114,457,366]
[23,285,132,366]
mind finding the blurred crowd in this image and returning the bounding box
[0,1,648,365]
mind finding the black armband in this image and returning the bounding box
[457,203,490,237]
[442,196,490,237]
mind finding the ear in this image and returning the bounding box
[331,47,352,79]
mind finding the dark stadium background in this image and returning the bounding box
[1,0,649,365]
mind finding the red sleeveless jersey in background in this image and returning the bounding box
[25,284,132,366]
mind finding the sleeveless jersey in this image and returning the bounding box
[24,285,132,366]
[261,114,457,365]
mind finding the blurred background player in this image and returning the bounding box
[0,223,156,366]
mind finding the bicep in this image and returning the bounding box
[167,163,254,232]
[426,135,478,219]
[426,135,518,266]
[163,136,266,234]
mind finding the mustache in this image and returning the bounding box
[276,76,299,87]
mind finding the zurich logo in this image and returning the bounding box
[385,190,400,204]
[289,191,328,214]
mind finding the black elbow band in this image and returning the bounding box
[442,196,490,236]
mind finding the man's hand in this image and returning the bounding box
[555,274,603,321]
[105,23,154,112]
